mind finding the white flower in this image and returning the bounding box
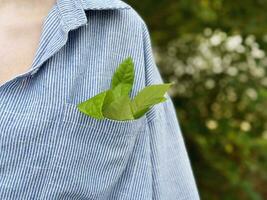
[246,88,258,100]
[210,34,222,46]
[251,47,265,59]
[251,67,265,78]
[213,65,223,74]
[262,131,267,140]
[261,78,267,86]
[205,79,216,89]
[225,35,243,51]
[227,67,238,76]
[204,28,213,37]
[206,120,218,130]
[245,35,256,46]
[240,121,251,132]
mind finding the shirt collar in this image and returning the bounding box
[29,0,130,76]
[56,0,130,32]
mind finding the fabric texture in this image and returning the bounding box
[0,0,200,199]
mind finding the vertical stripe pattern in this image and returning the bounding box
[0,0,200,199]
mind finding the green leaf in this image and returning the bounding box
[77,91,107,119]
[103,95,134,121]
[111,57,134,95]
[113,83,133,98]
[131,97,166,119]
[102,89,115,109]
[131,83,173,118]
[102,83,131,110]
[130,107,151,119]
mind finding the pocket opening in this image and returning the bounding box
[62,103,147,136]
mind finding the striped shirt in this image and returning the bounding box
[0,0,199,199]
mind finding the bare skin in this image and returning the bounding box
[0,0,56,85]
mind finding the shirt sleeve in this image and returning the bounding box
[141,21,200,199]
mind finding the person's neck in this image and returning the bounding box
[0,0,57,15]
[0,0,56,6]
[0,0,57,31]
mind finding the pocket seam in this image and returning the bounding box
[62,103,147,135]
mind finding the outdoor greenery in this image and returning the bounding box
[127,0,267,199]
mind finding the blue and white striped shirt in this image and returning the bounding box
[0,0,199,199]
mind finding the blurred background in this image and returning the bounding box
[127,0,267,199]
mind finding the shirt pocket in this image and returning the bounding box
[43,102,147,198]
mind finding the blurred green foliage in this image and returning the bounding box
[128,0,267,48]
[127,0,267,199]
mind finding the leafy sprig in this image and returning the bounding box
[77,57,172,121]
